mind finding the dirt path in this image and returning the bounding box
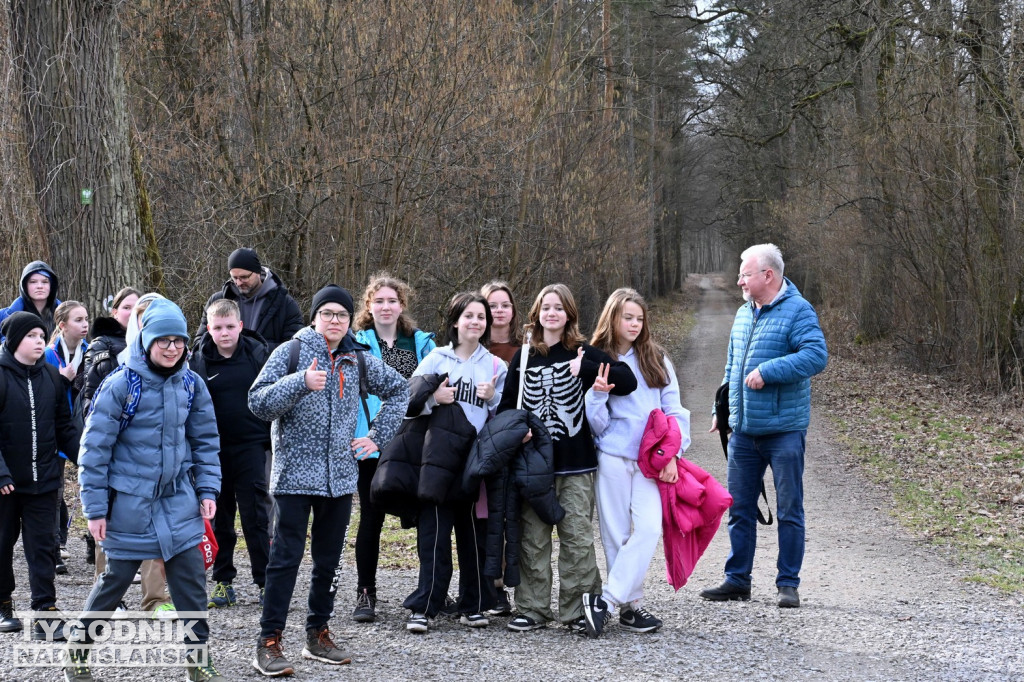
[6,282,1024,681]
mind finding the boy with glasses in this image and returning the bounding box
[69,298,224,682]
[248,285,409,677]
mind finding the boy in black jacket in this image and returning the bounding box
[0,312,80,640]
[190,299,272,609]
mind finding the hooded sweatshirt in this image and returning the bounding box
[0,260,61,340]
[412,343,507,433]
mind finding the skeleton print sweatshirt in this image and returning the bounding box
[498,342,636,475]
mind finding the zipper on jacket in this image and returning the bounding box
[736,303,762,433]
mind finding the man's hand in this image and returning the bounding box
[200,499,216,520]
[744,367,764,390]
[709,415,718,433]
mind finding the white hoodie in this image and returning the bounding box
[413,343,507,432]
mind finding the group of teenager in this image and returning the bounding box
[0,248,702,681]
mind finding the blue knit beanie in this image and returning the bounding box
[140,298,189,352]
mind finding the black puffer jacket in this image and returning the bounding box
[371,374,478,524]
[0,348,80,492]
[81,316,127,406]
[461,409,564,587]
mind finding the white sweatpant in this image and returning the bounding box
[595,451,663,607]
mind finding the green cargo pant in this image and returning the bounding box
[515,472,602,624]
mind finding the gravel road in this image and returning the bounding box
[4,281,1023,681]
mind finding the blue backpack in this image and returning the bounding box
[90,365,196,433]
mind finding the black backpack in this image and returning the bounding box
[285,338,371,427]
[715,382,773,526]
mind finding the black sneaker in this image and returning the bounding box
[699,581,751,602]
[55,558,68,575]
[352,587,376,623]
[438,595,458,619]
[0,599,23,632]
[506,613,546,631]
[485,588,513,617]
[459,613,489,628]
[301,625,352,665]
[565,616,587,635]
[32,607,66,641]
[253,630,294,677]
[581,593,611,639]
[406,612,429,633]
[619,605,663,633]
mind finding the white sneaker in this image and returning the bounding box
[59,546,69,561]
[459,613,489,628]
[406,613,428,633]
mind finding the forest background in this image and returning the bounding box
[1,0,1022,388]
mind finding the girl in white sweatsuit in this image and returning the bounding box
[585,288,691,634]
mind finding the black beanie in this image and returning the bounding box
[227,247,262,274]
[310,284,354,320]
[2,311,47,354]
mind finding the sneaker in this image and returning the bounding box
[132,571,142,584]
[31,606,66,641]
[185,655,227,681]
[152,603,177,620]
[485,588,513,617]
[406,612,429,634]
[0,599,23,632]
[777,585,800,608]
[506,613,546,631]
[60,545,70,561]
[302,625,352,665]
[581,593,611,639]
[253,630,295,677]
[208,581,236,608]
[55,558,68,575]
[565,616,587,634]
[352,587,376,623]
[438,595,458,619]
[699,581,751,602]
[115,600,129,614]
[64,647,93,682]
[619,605,663,633]
[459,613,489,628]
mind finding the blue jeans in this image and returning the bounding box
[724,430,806,589]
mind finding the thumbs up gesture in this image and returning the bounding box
[304,357,328,391]
[477,373,499,402]
[569,346,585,377]
[433,377,456,405]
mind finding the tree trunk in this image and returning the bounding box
[10,0,148,314]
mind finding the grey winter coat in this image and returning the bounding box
[248,326,409,497]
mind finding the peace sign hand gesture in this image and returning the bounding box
[592,363,615,393]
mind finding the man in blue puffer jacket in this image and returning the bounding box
[700,243,827,609]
